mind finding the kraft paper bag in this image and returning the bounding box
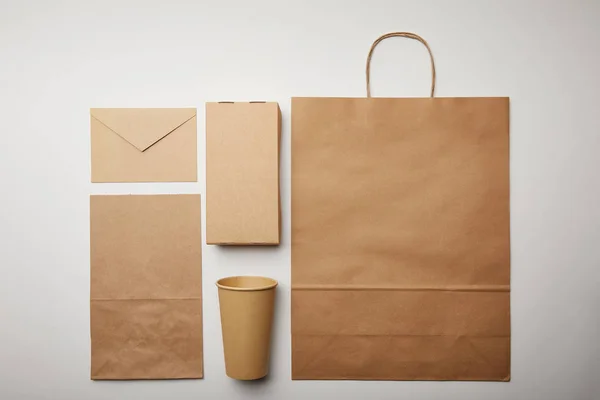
[90,108,197,182]
[206,102,281,245]
[90,194,203,380]
[291,32,510,381]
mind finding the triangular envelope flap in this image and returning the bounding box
[91,108,196,151]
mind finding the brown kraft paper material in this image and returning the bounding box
[206,102,281,245]
[90,108,197,183]
[216,276,278,380]
[291,32,510,381]
[90,194,203,380]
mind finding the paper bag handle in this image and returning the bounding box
[366,32,436,98]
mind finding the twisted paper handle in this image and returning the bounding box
[366,32,436,97]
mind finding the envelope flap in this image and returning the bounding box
[90,108,196,151]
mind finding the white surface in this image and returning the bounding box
[1,0,599,399]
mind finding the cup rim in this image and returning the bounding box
[216,276,278,292]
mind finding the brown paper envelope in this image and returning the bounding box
[90,194,202,380]
[90,108,197,182]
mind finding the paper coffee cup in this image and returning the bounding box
[216,276,278,380]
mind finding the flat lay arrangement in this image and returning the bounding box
[89,32,510,382]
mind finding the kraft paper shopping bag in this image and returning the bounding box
[90,194,203,379]
[206,102,281,245]
[90,108,197,182]
[291,32,510,381]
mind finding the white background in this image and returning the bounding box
[1,0,599,399]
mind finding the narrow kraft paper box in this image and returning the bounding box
[206,101,281,245]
